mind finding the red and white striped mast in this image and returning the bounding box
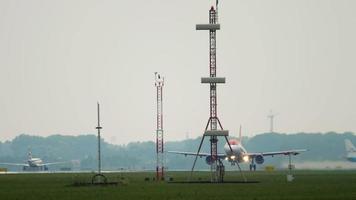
[155,72,164,181]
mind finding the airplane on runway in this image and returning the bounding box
[169,127,307,171]
[345,139,356,162]
[0,150,66,171]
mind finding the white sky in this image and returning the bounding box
[0,0,355,144]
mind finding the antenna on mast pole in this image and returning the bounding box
[91,102,111,184]
[96,102,102,174]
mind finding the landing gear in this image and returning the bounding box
[249,159,256,171]
[22,165,48,171]
[249,164,256,171]
[287,154,295,182]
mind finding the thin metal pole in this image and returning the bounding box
[289,154,292,173]
[96,102,102,174]
[190,136,205,181]
[236,161,247,182]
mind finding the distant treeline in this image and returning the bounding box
[0,132,355,171]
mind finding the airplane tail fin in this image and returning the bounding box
[28,148,32,159]
[345,139,356,152]
[239,125,242,143]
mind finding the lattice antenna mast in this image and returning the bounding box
[155,72,164,181]
[189,0,246,183]
[96,102,103,174]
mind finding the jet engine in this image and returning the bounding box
[205,156,214,165]
[255,155,264,164]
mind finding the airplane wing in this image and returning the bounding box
[247,149,307,157]
[0,163,28,166]
[41,161,68,166]
[167,151,226,159]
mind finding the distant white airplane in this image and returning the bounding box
[169,128,307,170]
[0,151,66,171]
[345,139,356,162]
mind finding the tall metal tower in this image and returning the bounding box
[96,102,102,174]
[92,102,108,184]
[154,72,164,181]
[191,0,235,183]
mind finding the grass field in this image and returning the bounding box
[0,170,355,200]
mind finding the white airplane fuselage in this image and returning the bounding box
[223,139,249,163]
[27,158,44,167]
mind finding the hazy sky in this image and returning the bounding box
[0,0,355,144]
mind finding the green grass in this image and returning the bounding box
[0,170,355,200]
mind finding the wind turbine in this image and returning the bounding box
[267,110,279,133]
